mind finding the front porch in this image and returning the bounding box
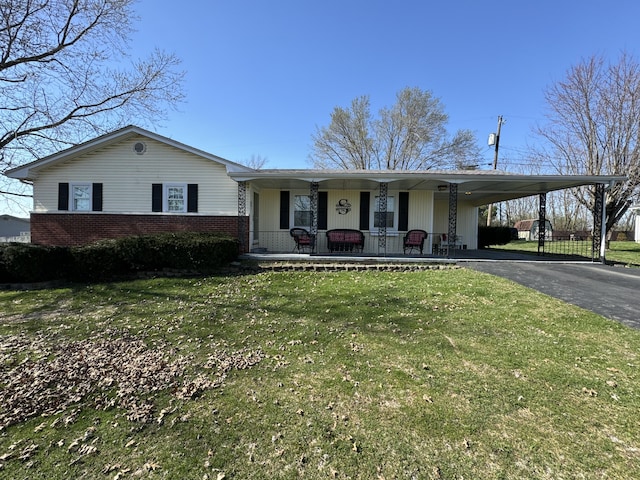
[248,229,465,257]
[232,169,625,264]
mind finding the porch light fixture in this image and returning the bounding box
[437,184,448,191]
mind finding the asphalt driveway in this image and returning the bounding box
[462,261,640,329]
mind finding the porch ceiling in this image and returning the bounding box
[229,170,626,207]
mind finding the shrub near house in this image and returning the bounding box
[477,226,514,249]
[0,233,238,283]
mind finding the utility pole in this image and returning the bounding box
[486,115,504,226]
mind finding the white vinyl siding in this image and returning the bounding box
[33,135,238,214]
[433,198,478,250]
[257,190,281,233]
[407,190,433,233]
[326,190,360,230]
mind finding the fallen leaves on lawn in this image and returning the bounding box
[0,329,264,430]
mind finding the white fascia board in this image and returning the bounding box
[5,125,254,180]
[6,126,142,179]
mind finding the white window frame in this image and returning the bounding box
[370,194,398,233]
[292,192,312,229]
[164,183,187,213]
[70,183,92,212]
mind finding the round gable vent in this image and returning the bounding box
[133,142,147,155]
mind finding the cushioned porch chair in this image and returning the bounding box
[403,229,428,254]
[290,228,315,253]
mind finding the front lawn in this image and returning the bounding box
[1,268,639,479]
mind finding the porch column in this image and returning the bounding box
[378,182,388,254]
[592,183,605,263]
[447,183,458,254]
[238,181,247,253]
[310,181,319,237]
[537,192,547,255]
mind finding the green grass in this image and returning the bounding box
[606,241,640,265]
[2,268,640,479]
[492,240,640,266]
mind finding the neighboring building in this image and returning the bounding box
[0,215,30,242]
[631,206,640,243]
[513,219,554,241]
[4,125,626,255]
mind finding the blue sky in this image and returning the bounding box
[3,1,640,216]
[130,0,640,170]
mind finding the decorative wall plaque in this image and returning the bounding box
[336,198,351,215]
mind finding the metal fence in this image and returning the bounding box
[0,234,31,243]
[538,235,598,260]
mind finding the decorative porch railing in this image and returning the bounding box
[249,231,464,257]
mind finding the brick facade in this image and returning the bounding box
[30,213,250,251]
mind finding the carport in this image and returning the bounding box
[231,169,626,261]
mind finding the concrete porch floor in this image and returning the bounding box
[240,248,598,265]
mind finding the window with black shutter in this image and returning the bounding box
[152,184,163,212]
[318,191,328,230]
[92,183,103,212]
[279,191,290,229]
[359,192,370,230]
[58,183,69,211]
[187,184,198,212]
[398,191,409,231]
[152,183,198,213]
[59,182,102,211]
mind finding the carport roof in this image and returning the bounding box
[228,169,627,207]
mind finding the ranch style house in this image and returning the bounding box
[5,125,626,257]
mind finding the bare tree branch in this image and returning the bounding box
[310,87,480,171]
[0,0,185,200]
[534,52,640,236]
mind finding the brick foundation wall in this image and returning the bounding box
[30,213,250,252]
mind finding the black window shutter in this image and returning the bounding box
[58,183,69,211]
[359,192,370,230]
[318,191,328,230]
[92,183,103,212]
[279,191,290,229]
[398,191,409,231]
[152,184,162,212]
[187,184,198,212]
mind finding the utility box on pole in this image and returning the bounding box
[486,115,504,226]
